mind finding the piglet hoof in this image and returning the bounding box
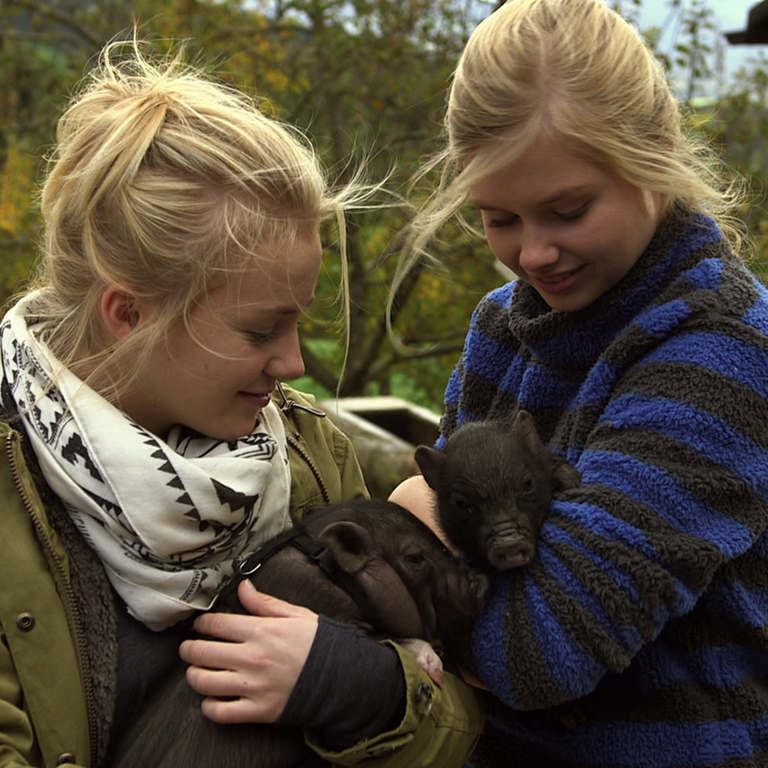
[400,638,444,689]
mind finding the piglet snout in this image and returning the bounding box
[489,534,536,569]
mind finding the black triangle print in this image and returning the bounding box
[203,520,225,535]
[82,487,123,519]
[211,478,259,517]
[149,449,176,475]
[61,433,103,481]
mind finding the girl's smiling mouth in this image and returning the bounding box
[532,265,586,294]
[239,391,271,409]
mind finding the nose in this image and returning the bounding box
[265,327,305,380]
[518,225,559,273]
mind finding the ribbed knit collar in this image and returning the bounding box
[504,208,723,373]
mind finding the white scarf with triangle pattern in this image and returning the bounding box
[0,292,292,630]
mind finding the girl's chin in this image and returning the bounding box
[209,405,268,442]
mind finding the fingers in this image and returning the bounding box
[184,666,283,723]
[199,694,266,724]
[177,586,320,726]
[190,582,318,642]
[185,666,249,700]
[235,579,316,619]
[179,635,249,670]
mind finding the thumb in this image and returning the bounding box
[237,579,317,620]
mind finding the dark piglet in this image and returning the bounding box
[415,410,581,571]
[111,498,489,768]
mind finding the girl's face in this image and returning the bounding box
[470,134,661,312]
[120,230,322,441]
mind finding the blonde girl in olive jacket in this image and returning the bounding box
[0,40,482,768]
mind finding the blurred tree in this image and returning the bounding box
[695,51,768,278]
[0,0,766,413]
[0,0,505,410]
[0,0,136,294]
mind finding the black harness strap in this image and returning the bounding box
[215,527,383,628]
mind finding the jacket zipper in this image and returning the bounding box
[286,431,332,505]
[276,380,333,506]
[6,430,98,768]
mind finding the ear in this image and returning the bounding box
[551,455,582,492]
[413,445,446,491]
[514,409,545,454]
[317,521,374,574]
[101,287,141,341]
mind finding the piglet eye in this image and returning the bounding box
[520,475,534,493]
[404,552,426,566]
[452,495,473,515]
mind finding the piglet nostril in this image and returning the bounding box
[492,542,532,569]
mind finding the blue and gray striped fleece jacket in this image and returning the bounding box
[439,208,768,768]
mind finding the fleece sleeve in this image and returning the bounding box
[468,311,768,710]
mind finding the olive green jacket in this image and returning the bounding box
[0,385,483,768]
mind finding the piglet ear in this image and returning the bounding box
[414,445,446,491]
[514,409,544,454]
[515,410,582,491]
[551,455,582,492]
[317,521,373,574]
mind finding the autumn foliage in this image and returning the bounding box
[1,0,766,409]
